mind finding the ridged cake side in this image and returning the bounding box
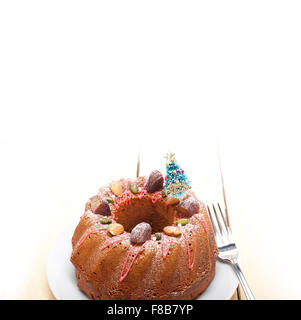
[70,176,218,300]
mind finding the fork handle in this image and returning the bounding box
[232,262,255,300]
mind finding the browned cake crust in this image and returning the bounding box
[70,176,218,300]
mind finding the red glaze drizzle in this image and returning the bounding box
[120,243,146,282]
[114,196,123,208]
[101,234,131,250]
[112,201,119,210]
[123,190,133,206]
[193,214,208,233]
[113,190,134,209]
[151,191,163,204]
[161,233,174,259]
[182,232,197,271]
[138,189,147,199]
[110,210,116,220]
[77,226,108,248]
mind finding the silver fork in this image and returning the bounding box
[207,203,255,300]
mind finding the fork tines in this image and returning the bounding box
[207,203,255,299]
[207,203,232,245]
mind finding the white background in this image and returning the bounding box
[0,1,301,299]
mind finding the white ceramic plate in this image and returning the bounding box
[47,222,238,300]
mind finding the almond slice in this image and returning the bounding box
[163,226,182,237]
[110,181,123,197]
[108,223,124,236]
[166,197,180,206]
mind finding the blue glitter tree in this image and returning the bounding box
[164,152,191,199]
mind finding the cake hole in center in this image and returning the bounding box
[114,197,174,233]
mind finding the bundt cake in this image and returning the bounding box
[70,156,218,300]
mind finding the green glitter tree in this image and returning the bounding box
[164,152,191,199]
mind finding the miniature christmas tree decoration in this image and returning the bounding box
[164,151,191,198]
